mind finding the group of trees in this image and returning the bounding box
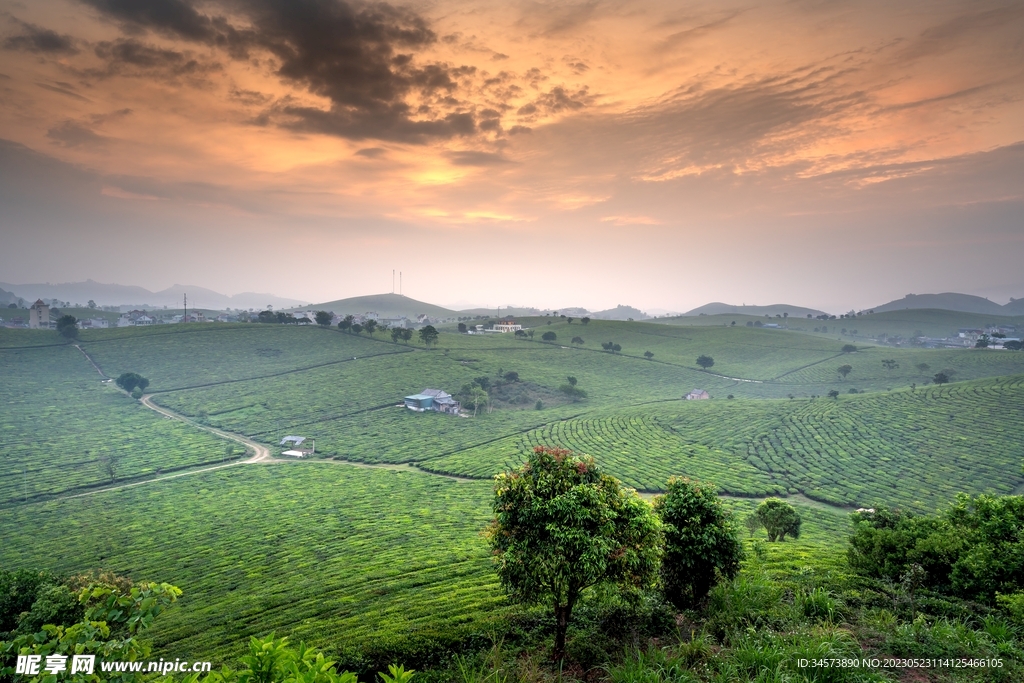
[115,372,149,399]
[488,448,746,662]
[848,494,1024,604]
[56,315,79,339]
[601,341,621,353]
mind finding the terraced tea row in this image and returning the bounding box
[422,376,1024,511]
[80,325,402,391]
[0,465,504,661]
[0,345,231,505]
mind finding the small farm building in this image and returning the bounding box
[493,322,523,333]
[404,388,461,414]
[279,436,314,456]
[685,389,710,400]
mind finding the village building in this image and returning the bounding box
[685,389,710,400]
[493,322,523,333]
[279,435,314,457]
[28,300,49,329]
[403,388,461,414]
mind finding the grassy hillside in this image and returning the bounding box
[300,293,457,319]
[0,344,231,505]
[423,375,1024,511]
[2,320,1024,675]
[0,464,503,660]
[0,461,850,662]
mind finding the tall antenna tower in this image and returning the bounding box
[183,293,187,323]
[392,269,395,294]
[400,272,402,296]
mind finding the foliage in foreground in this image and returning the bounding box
[849,493,1024,603]
[654,478,742,610]
[488,446,662,662]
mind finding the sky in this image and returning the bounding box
[1,0,1022,312]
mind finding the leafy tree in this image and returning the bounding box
[744,514,762,538]
[115,372,149,393]
[644,351,654,360]
[655,478,743,609]
[541,331,556,341]
[881,359,899,372]
[363,319,378,336]
[419,325,439,346]
[314,311,332,327]
[842,344,857,352]
[827,389,840,399]
[571,336,584,345]
[56,315,78,339]
[487,447,661,662]
[503,371,519,382]
[567,317,574,324]
[613,343,621,353]
[581,317,590,325]
[849,495,1024,603]
[350,323,363,335]
[755,498,802,542]
[1005,340,1023,351]
[391,328,403,343]
[0,580,182,683]
[515,329,528,338]
[130,387,143,399]
[933,371,950,384]
[457,322,468,333]
[98,453,122,483]
[338,315,353,332]
[837,364,852,379]
[915,363,931,373]
[474,376,491,391]
[87,300,96,309]
[469,386,489,417]
[975,334,990,348]
[696,355,715,370]
[526,330,534,339]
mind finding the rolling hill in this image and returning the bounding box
[590,304,648,320]
[871,292,1007,315]
[0,280,305,309]
[683,302,826,317]
[301,292,457,319]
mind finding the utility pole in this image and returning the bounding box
[400,272,402,296]
[392,269,395,294]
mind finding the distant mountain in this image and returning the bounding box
[0,287,27,307]
[590,304,648,320]
[0,280,304,309]
[871,293,1007,316]
[1004,297,1024,315]
[300,293,457,319]
[683,302,826,317]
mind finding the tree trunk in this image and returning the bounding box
[553,603,569,664]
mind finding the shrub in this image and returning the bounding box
[115,372,150,393]
[654,478,743,609]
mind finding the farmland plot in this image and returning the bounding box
[0,344,230,505]
[80,325,403,390]
[0,465,503,661]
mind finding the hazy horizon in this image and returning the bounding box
[2,0,1022,311]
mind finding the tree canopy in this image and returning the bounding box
[654,478,742,609]
[115,372,150,393]
[756,498,802,542]
[541,331,557,341]
[696,355,715,370]
[418,325,439,346]
[487,447,661,662]
[56,315,78,339]
[314,311,332,327]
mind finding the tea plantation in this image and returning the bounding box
[2,318,1024,676]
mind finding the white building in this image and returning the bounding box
[29,300,49,329]
[493,322,523,333]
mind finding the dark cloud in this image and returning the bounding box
[517,86,592,118]
[92,38,218,78]
[3,20,79,54]
[80,0,487,142]
[35,82,92,101]
[355,147,386,158]
[46,121,108,147]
